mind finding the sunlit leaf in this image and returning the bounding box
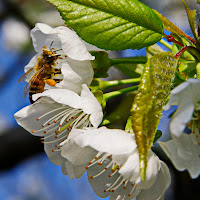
[48,0,163,50]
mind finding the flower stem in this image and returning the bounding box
[175,46,200,61]
[165,35,184,47]
[103,85,138,101]
[109,57,147,65]
[159,39,172,50]
[102,78,141,90]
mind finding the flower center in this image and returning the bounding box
[31,105,91,152]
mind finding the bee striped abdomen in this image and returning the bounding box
[29,77,45,104]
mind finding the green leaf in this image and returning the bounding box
[48,0,163,50]
[197,0,200,4]
[131,52,178,180]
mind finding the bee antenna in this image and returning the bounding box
[49,41,54,50]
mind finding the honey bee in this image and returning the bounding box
[18,42,63,103]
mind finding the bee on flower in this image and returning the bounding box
[18,23,94,103]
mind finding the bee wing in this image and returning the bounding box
[18,67,35,83]
[22,67,44,98]
[23,80,33,98]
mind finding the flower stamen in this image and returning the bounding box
[105,175,122,192]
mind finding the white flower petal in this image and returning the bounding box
[170,98,194,137]
[159,134,200,178]
[80,84,103,127]
[164,79,200,137]
[30,23,61,52]
[56,60,94,94]
[87,158,118,198]
[74,127,137,155]
[118,151,160,189]
[14,98,69,166]
[109,182,140,200]
[32,89,81,109]
[44,141,66,165]
[136,151,160,189]
[54,26,94,60]
[14,105,30,120]
[117,149,140,183]
[165,79,200,107]
[61,160,75,179]
[15,99,62,136]
[61,160,68,175]
[137,161,170,200]
[61,129,97,166]
[87,155,140,200]
[72,164,88,179]
[61,159,87,179]
[24,54,38,73]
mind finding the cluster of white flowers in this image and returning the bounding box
[15,23,200,200]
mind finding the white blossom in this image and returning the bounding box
[164,78,200,138]
[159,133,200,179]
[160,78,200,178]
[25,23,94,94]
[14,85,103,167]
[61,127,171,200]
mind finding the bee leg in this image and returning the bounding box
[46,79,57,86]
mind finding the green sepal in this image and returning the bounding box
[153,130,162,144]
[131,52,178,181]
[125,116,134,134]
[47,0,163,50]
[90,51,111,78]
[93,90,105,109]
